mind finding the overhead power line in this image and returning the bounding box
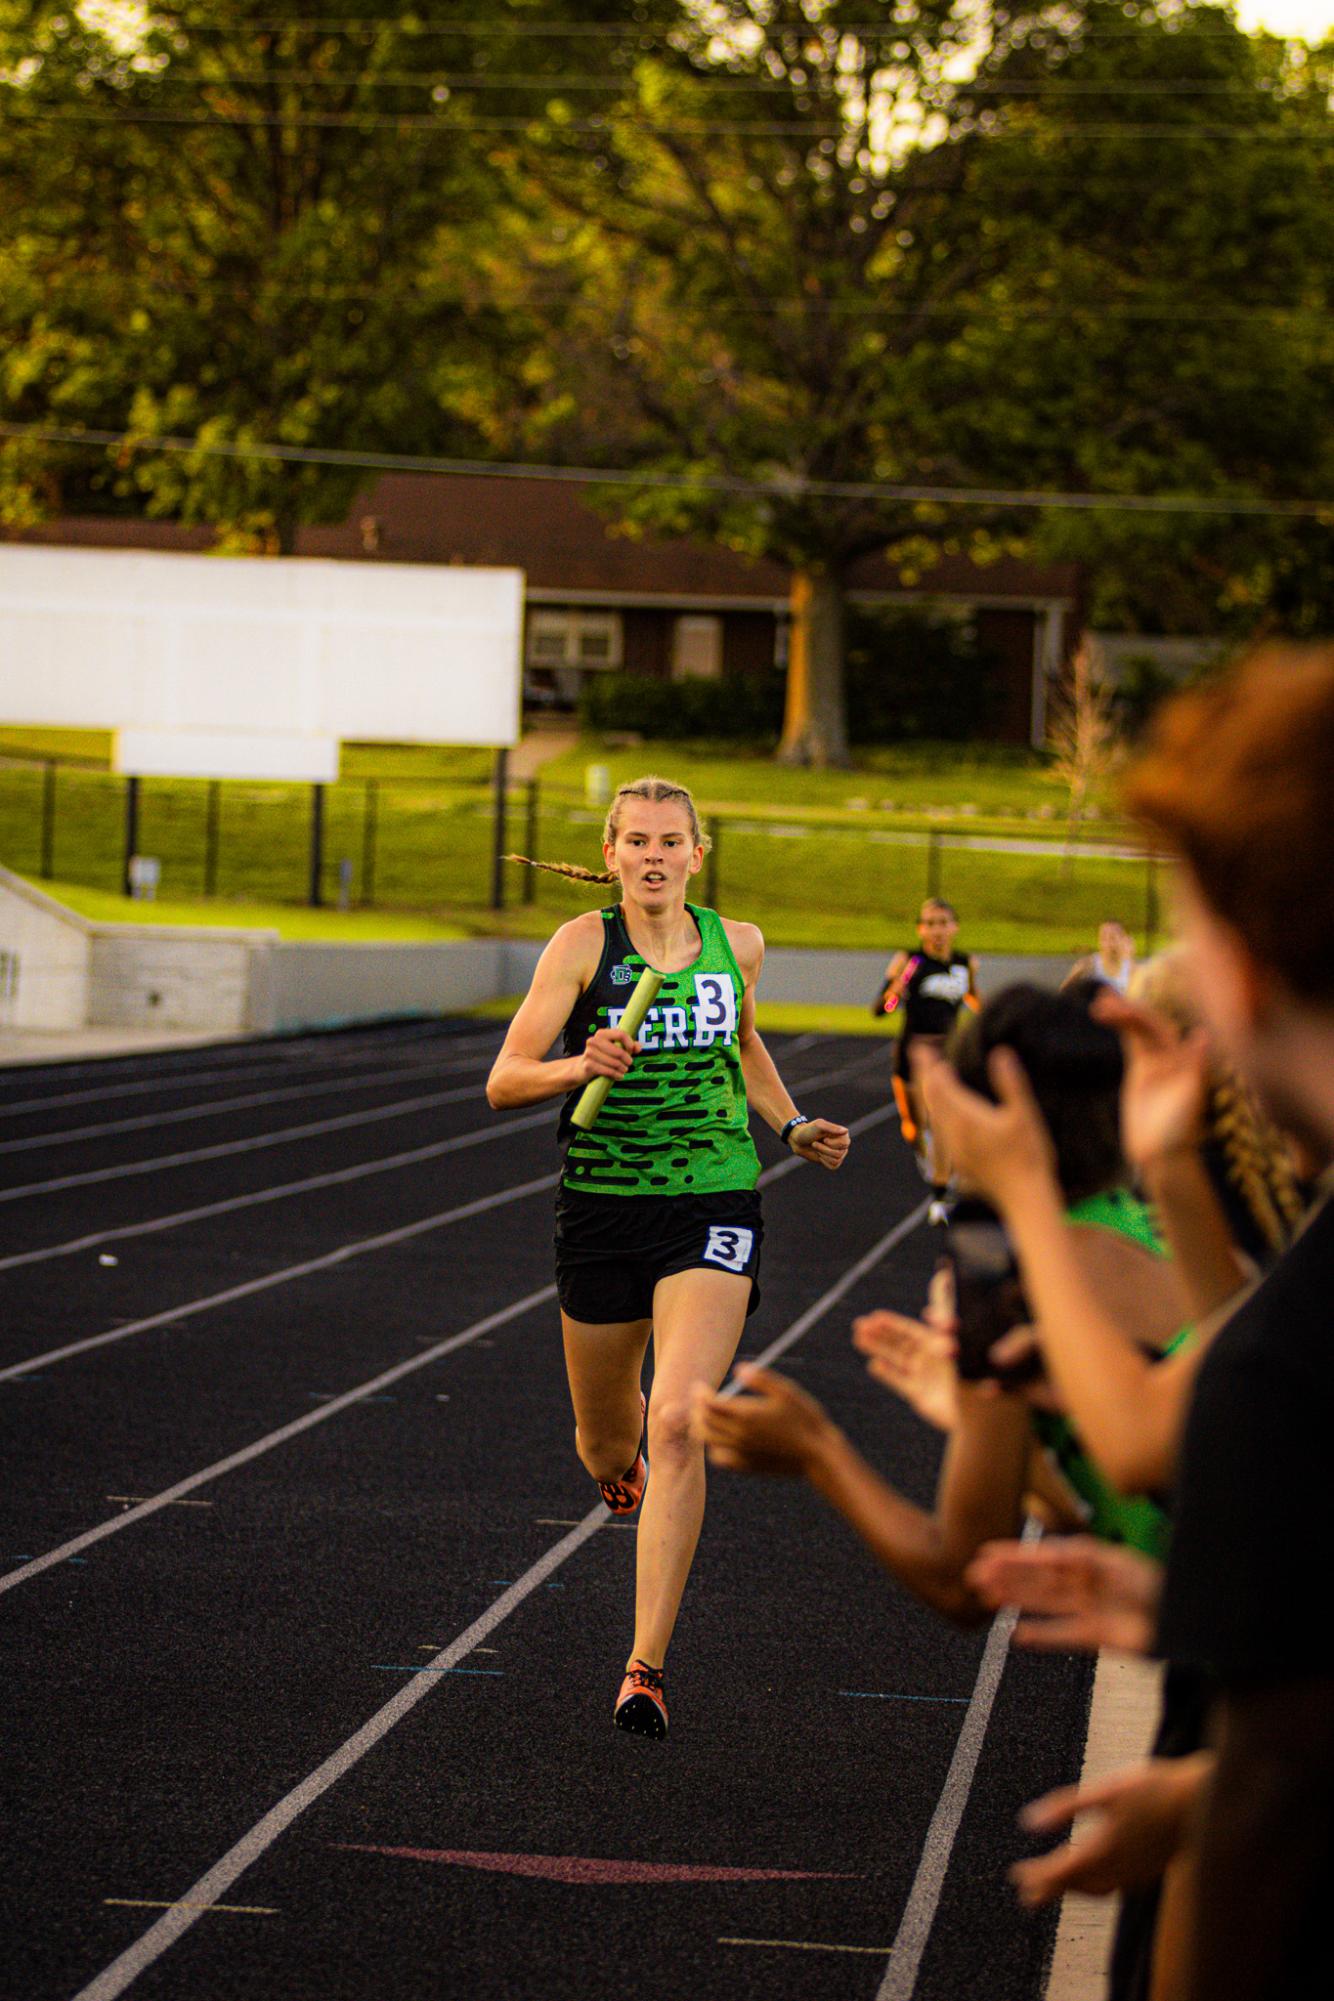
[1,421,1328,521]
[41,68,1311,97]
[5,105,1328,139]
[131,15,1314,39]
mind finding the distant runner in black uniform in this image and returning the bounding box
[873,898,978,1222]
[488,776,850,1738]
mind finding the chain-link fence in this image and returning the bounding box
[0,752,1161,949]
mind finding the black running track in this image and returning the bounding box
[0,1020,1093,2001]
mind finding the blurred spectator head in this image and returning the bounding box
[949,979,1123,1204]
[1123,643,1334,1136]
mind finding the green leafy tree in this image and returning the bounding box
[0,0,659,547]
[471,0,1334,761]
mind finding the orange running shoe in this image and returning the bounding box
[614,1659,668,1739]
[892,1075,918,1146]
[597,1392,647,1516]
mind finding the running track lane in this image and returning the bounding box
[0,1032,1088,2000]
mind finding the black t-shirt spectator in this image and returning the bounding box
[1157,1193,1334,1990]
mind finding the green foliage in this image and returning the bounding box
[487,1,1334,648]
[4,0,1331,700]
[0,0,650,542]
[578,670,783,740]
[843,608,1003,743]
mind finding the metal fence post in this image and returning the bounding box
[362,779,378,907]
[203,780,221,898]
[490,747,510,912]
[522,779,539,904]
[40,759,56,879]
[123,775,140,898]
[309,783,325,908]
[926,828,942,901]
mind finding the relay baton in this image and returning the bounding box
[570,965,664,1130]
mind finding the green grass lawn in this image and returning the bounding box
[533,735,1120,827]
[1,730,1158,956]
[40,880,468,941]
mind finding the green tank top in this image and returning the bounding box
[1033,1188,1188,1561]
[558,903,761,1198]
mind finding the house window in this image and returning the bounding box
[526,610,623,670]
[671,615,723,681]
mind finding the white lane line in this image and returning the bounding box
[103,1901,277,1917]
[0,1113,555,1275]
[0,1063,500,1158]
[0,1092,896,1417]
[0,1097,894,1383]
[719,1939,893,1955]
[0,1278,561,1599]
[875,1516,1042,2001]
[0,1163,558,1386]
[0,1020,462,1095]
[0,1105,906,1612]
[0,1082,527,1206]
[0,1034,499,1120]
[0,1051,883,1270]
[65,1203,926,2001]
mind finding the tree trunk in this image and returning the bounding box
[778,567,850,766]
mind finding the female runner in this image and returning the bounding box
[486,775,849,1739]
[873,897,978,1223]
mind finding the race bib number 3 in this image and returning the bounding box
[702,1225,754,1273]
[691,972,737,1045]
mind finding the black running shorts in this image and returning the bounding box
[554,1186,764,1326]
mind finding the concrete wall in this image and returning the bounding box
[0,866,92,1029]
[263,938,544,1032]
[88,926,278,1033]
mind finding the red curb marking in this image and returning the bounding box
[335,1845,855,1885]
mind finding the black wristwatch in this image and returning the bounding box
[779,1113,809,1148]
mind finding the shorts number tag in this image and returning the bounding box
[703,1225,754,1273]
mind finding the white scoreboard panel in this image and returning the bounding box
[0,545,523,778]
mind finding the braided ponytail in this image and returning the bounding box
[502,855,618,885]
[1206,1066,1305,1256]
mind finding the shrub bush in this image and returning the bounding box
[579,670,784,740]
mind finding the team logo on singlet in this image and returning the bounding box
[918,966,971,1005]
[610,963,637,985]
[608,972,738,1050]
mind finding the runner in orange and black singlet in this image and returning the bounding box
[873,898,979,1222]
